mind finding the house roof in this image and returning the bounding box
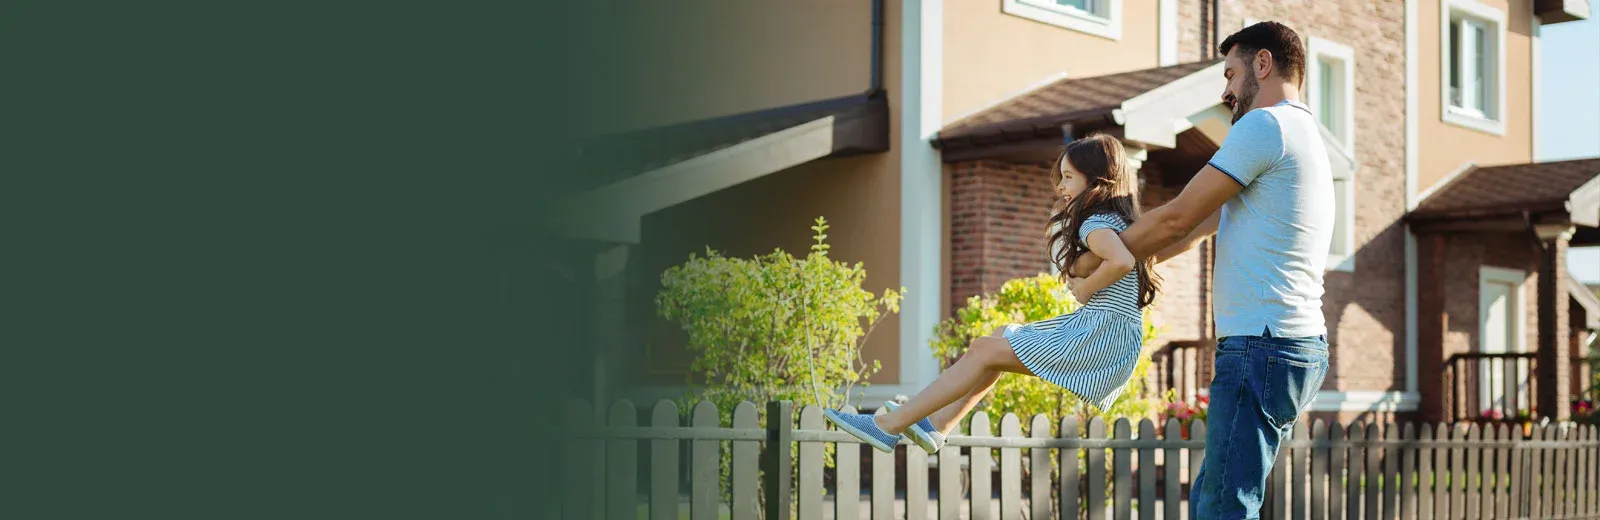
[1410,157,1600,226]
[573,92,889,193]
[933,60,1222,149]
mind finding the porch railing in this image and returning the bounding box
[560,399,1600,520]
[1445,352,1539,423]
[1150,341,1204,403]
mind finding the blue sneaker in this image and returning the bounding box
[884,401,947,454]
[823,409,901,453]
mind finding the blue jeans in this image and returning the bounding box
[1190,328,1329,519]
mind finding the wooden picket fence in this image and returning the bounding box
[559,399,1600,520]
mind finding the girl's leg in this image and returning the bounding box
[875,333,1031,435]
[924,326,1010,435]
[926,370,1000,435]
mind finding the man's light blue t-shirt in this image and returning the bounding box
[1206,100,1335,339]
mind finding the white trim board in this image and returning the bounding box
[558,116,837,244]
[1307,391,1421,412]
[1404,0,1420,394]
[1406,0,1420,210]
[1121,61,1227,149]
[898,0,943,393]
[1531,14,1541,160]
[1158,0,1178,66]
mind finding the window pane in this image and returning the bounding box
[1055,0,1091,11]
[1318,59,1336,129]
[1331,178,1350,256]
[1449,20,1462,107]
[1473,22,1490,114]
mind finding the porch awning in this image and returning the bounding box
[1407,157,1600,244]
[556,92,890,244]
[932,60,1227,160]
[1572,272,1600,332]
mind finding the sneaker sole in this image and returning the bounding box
[823,409,896,454]
[884,402,942,454]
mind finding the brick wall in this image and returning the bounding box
[949,160,1057,316]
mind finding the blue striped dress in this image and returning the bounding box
[1002,213,1144,411]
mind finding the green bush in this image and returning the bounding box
[656,216,901,512]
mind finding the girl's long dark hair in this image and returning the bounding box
[1047,133,1162,308]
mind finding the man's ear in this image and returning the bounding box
[1254,49,1273,79]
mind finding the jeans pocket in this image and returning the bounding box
[1262,356,1327,429]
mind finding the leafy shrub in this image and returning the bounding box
[656,217,901,513]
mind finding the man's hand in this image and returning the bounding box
[1067,253,1102,278]
[1068,276,1093,303]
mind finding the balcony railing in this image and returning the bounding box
[1445,352,1537,422]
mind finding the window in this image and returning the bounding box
[1440,0,1506,135]
[1305,37,1356,272]
[1306,37,1355,155]
[1004,0,1122,40]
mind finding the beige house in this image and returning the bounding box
[562,0,1599,424]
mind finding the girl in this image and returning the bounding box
[825,133,1162,454]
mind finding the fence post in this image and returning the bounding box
[732,402,761,520]
[797,405,823,520]
[764,401,793,520]
[651,401,681,520]
[833,406,860,520]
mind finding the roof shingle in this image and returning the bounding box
[936,60,1221,145]
[1411,157,1600,219]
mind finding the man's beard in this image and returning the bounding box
[1229,75,1260,124]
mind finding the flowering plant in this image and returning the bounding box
[1480,408,1504,420]
[1159,389,1209,436]
[1573,400,1595,417]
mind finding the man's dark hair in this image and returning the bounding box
[1219,21,1306,85]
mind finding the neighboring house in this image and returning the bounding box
[559,0,1599,424]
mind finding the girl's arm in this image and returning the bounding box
[1069,228,1136,303]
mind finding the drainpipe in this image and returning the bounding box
[1211,0,1221,59]
[868,0,885,96]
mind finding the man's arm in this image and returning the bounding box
[1152,208,1220,263]
[1120,165,1242,262]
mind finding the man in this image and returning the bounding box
[1095,21,1334,519]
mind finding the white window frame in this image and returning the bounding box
[1005,0,1123,41]
[1440,0,1507,136]
[1306,36,1356,157]
[1327,169,1356,272]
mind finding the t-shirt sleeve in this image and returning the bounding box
[1077,214,1123,245]
[1207,109,1284,187]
